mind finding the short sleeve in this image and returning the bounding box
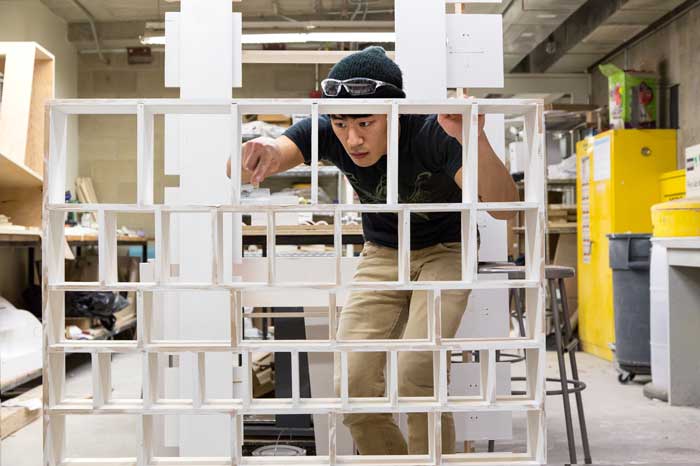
[282,116,335,166]
[421,115,463,179]
[442,134,463,179]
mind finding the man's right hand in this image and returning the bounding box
[241,137,282,185]
[226,135,305,184]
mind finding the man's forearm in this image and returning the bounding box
[478,133,518,204]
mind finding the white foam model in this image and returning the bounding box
[0,297,42,389]
[42,97,546,466]
[42,1,545,464]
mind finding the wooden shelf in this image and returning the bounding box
[0,42,54,229]
[0,152,42,188]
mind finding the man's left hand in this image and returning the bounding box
[437,113,486,143]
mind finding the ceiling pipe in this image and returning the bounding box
[69,0,110,64]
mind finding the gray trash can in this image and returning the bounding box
[607,233,652,381]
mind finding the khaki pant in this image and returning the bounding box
[334,241,471,455]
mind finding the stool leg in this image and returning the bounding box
[514,288,526,337]
[559,278,592,464]
[550,280,577,464]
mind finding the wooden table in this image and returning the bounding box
[242,224,364,254]
[65,234,151,263]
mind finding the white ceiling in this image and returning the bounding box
[39,0,690,74]
[40,0,396,22]
[548,0,687,72]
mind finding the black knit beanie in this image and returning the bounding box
[325,46,406,98]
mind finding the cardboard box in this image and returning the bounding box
[599,64,657,129]
[686,144,700,199]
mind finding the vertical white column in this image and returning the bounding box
[240,352,251,409]
[47,353,65,406]
[193,352,206,408]
[426,289,436,343]
[388,350,399,407]
[266,211,276,284]
[211,209,224,284]
[524,104,546,283]
[173,0,235,454]
[137,103,155,205]
[398,209,411,284]
[386,102,400,205]
[333,210,342,285]
[91,352,111,408]
[526,347,546,405]
[480,349,497,404]
[523,104,545,204]
[291,350,300,405]
[138,415,154,466]
[45,291,65,347]
[429,411,443,465]
[97,208,117,284]
[328,292,338,341]
[230,103,243,271]
[154,208,171,283]
[47,108,68,204]
[462,103,480,203]
[461,103,479,283]
[328,413,338,466]
[437,349,448,405]
[45,414,66,466]
[311,102,320,204]
[528,409,547,464]
[340,351,349,407]
[142,352,158,409]
[137,292,152,348]
[231,290,242,347]
[230,414,243,465]
[46,211,66,284]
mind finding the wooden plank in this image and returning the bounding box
[0,44,35,167]
[25,55,54,174]
[0,186,43,227]
[242,224,363,237]
[1,384,43,439]
[0,153,42,188]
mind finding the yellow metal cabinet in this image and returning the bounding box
[576,130,677,360]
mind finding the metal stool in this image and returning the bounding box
[478,264,592,464]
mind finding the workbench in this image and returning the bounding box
[242,223,364,253]
[650,237,700,407]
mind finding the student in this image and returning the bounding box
[227,46,517,455]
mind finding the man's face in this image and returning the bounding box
[330,115,387,167]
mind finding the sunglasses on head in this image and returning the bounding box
[321,77,402,97]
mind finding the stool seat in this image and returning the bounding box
[477,262,575,280]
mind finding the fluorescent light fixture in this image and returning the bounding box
[140,32,395,46]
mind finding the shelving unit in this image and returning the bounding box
[0,42,55,229]
[43,97,548,466]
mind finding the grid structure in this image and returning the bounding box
[42,98,546,465]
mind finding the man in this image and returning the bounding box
[227,46,517,455]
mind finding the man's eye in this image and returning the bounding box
[359,121,372,128]
[334,122,347,129]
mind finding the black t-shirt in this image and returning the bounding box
[283,114,463,250]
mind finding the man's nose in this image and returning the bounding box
[347,127,363,146]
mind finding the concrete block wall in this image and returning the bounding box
[76,51,332,235]
[0,0,79,309]
[591,6,700,167]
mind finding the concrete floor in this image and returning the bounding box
[3,351,700,465]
